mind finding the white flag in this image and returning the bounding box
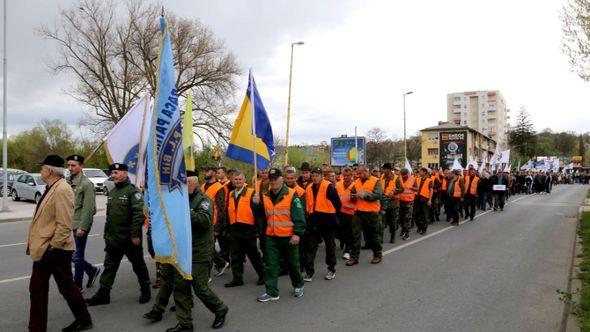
[404,159,412,173]
[499,149,510,164]
[451,157,463,171]
[103,93,153,187]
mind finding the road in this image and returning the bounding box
[0,184,585,331]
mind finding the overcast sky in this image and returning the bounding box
[3,0,589,144]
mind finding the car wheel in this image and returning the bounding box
[11,189,19,201]
[35,193,41,204]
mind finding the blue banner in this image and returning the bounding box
[145,16,192,279]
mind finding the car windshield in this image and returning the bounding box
[34,176,46,185]
[84,169,107,178]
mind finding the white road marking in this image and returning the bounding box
[0,234,101,248]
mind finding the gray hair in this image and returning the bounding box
[284,166,297,174]
[44,165,65,177]
[233,171,245,178]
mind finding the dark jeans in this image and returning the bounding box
[414,199,430,232]
[449,197,461,223]
[337,212,354,253]
[305,219,337,276]
[72,230,95,288]
[464,194,477,219]
[494,192,506,210]
[29,249,91,332]
[230,235,264,282]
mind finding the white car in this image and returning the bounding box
[82,168,109,194]
[11,173,46,204]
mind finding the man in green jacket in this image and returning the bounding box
[166,170,228,332]
[255,168,306,302]
[85,163,150,306]
[66,154,100,293]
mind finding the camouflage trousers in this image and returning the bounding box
[399,201,413,236]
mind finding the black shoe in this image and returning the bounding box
[143,309,163,322]
[139,285,151,304]
[256,277,265,286]
[85,288,110,306]
[166,323,193,332]
[389,235,395,244]
[470,217,474,221]
[212,308,228,329]
[451,222,459,226]
[224,280,244,288]
[62,320,93,332]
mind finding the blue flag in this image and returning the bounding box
[226,70,274,168]
[145,15,192,279]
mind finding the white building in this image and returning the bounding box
[446,90,510,148]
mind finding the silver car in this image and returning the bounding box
[11,173,47,204]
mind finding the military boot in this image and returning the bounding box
[139,283,151,304]
[85,287,110,306]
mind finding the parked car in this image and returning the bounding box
[0,168,26,196]
[83,168,109,194]
[103,176,115,196]
[11,173,46,203]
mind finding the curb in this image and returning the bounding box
[0,209,106,224]
[562,205,586,332]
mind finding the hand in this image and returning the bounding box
[131,236,141,246]
[379,210,386,215]
[427,200,432,207]
[75,229,86,237]
[252,193,260,205]
[289,235,300,245]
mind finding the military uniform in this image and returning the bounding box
[173,186,228,329]
[86,165,150,306]
[348,176,384,264]
[380,170,403,243]
[67,164,99,290]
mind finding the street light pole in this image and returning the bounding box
[403,91,413,162]
[284,41,304,166]
[1,0,8,212]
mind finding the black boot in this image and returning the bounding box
[212,307,228,329]
[85,287,110,306]
[166,323,193,332]
[224,280,244,288]
[139,283,151,304]
[62,319,93,332]
[143,309,163,322]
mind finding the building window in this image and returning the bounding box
[428,163,439,170]
[453,96,461,102]
[463,120,467,125]
[427,148,438,156]
[428,134,438,141]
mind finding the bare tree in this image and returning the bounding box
[38,0,241,144]
[562,0,590,81]
[366,127,388,143]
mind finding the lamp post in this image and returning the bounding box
[1,0,8,212]
[403,91,413,161]
[284,41,304,166]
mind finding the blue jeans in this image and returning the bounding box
[72,230,94,288]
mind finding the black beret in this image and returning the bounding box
[41,155,64,168]
[109,163,128,171]
[268,168,282,179]
[186,170,198,177]
[66,154,85,164]
[300,162,311,171]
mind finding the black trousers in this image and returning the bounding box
[29,249,91,332]
[337,212,354,253]
[230,235,264,282]
[99,242,150,289]
[449,197,462,223]
[305,219,337,275]
[464,194,477,220]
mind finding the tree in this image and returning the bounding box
[366,127,388,143]
[508,107,537,159]
[579,135,586,164]
[39,0,240,144]
[562,0,590,81]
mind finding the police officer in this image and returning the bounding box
[66,154,100,293]
[85,163,151,306]
[166,170,228,331]
[255,168,306,302]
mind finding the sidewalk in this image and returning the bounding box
[0,194,107,223]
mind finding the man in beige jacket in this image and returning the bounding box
[27,155,92,332]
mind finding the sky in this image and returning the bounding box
[3,0,590,145]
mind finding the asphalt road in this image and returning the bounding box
[0,184,585,332]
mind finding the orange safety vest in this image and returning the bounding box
[263,188,296,237]
[464,175,479,195]
[352,176,381,212]
[380,175,399,198]
[305,180,336,214]
[201,181,227,224]
[450,179,462,198]
[228,188,255,226]
[336,180,356,215]
[442,178,448,191]
[399,176,416,202]
[418,177,432,199]
[292,184,305,198]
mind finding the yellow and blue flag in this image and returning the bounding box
[145,15,192,279]
[226,70,274,169]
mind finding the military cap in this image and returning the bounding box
[186,170,198,177]
[311,167,322,174]
[300,162,311,171]
[66,154,85,164]
[109,163,128,171]
[40,154,64,168]
[268,168,282,179]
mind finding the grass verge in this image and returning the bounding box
[577,210,590,331]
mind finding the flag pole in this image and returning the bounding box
[250,69,258,195]
[83,140,104,166]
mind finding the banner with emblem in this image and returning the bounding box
[102,93,152,187]
[145,15,192,279]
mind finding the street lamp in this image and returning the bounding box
[284,41,304,166]
[403,91,413,162]
[1,0,8,212]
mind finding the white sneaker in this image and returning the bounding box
[342,252,351,260]
[293,287,304,298]
[257,293,279,302]
[325,271,336,280]
[303,272,312,282]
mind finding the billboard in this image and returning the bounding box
[439,131,467,169]
[331,137,366,166]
